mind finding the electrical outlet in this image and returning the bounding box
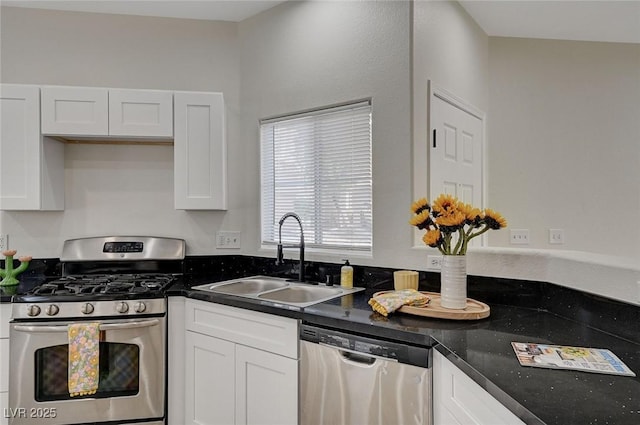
[510,229,530,245]
[549,229,565,244]
[216,231,241,249]
[0,234,8,251]
[427,255,442,270]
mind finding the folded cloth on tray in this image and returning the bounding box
[68,322,100,397]
[368,289,430,316]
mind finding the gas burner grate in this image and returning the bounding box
[31,273,177,296]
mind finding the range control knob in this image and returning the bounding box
[133,302,147,313]
[116,302,129,314]
[45,304,60,316]
[27,304,41,317]
[81,303,94,315]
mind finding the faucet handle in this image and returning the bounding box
[275,244,284,265]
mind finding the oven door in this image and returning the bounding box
[9,316,165,425]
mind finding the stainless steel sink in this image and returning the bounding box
[202,278,289,295]
[192,275,363,308]
[257,285,344,305]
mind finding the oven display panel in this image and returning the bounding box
[103,242,144,253]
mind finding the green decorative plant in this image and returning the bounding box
[0,250,31,286]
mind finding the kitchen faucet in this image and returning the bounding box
[276,212,305,282]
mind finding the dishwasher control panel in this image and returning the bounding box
[300,324,431,367]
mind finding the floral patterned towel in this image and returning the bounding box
[68,322,100,397]
[368,289,430,316]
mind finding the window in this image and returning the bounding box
[260,100,372,252]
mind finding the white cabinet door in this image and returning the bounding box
[0,84,64,210]
[182,299,299,425]
[41,86,109,136]
[235,344,298,425]
[184,331,236,425]
[433,350,525,425]
[174,92,227,210]
[109,89,173,138]
[0,303,10,425]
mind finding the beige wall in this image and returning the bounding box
[239,0,412,267]
[1,2,638,303]
[487,37,640,259]
[0,6,242,256]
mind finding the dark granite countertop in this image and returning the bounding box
[3,255,639,425]
[172,281,640,425]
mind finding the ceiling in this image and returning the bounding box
[1,0,639,44]
[0,0,288,22]
[458,0,640,44]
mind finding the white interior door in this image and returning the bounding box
[429,89,484,207]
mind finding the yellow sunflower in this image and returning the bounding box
[435,210,466,228]
[459,203,482,224]
[483,209,507,229]
[422,229,442,247]
[431,193,460,216]
[411,198,430,214]
[409,210,432,229]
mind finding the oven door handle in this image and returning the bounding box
[13,319,161,333]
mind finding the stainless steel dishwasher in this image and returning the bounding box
[300,324,432,425]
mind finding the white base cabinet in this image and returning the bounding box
[433,350,525,425]
[0,84,64,210]
[180,299,298,425]
[1,303,11,425]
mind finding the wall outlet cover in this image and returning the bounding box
[510,229,530,245]
[216,231,241,249]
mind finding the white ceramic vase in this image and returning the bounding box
[440,255,467,309]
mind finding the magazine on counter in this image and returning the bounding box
[511,342,636,377]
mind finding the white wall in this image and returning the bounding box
[0,6,243,256]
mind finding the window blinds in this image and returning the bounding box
[260,101,372,251]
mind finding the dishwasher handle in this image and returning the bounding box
[301,324,431,368]
[320,342,395,364]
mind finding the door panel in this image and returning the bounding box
[430,93,483,207]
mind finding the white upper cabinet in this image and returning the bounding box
[109,89,173,137]
[174,91,227,210]
[41,86,109,136]
[3,84,224,210]
[0,84,64,210]
[41,86,173,139]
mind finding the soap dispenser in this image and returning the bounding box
[340,259,353,289]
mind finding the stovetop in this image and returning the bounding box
[12,273,180,304]
[8,236,185,318]
[31,273,176,296]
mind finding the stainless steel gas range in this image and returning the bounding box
[8,236,184,425]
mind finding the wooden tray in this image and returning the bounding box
[372,291,490,320]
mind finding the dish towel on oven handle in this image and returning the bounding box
[68,322,100,397]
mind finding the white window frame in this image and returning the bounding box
[260,100,373,253]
